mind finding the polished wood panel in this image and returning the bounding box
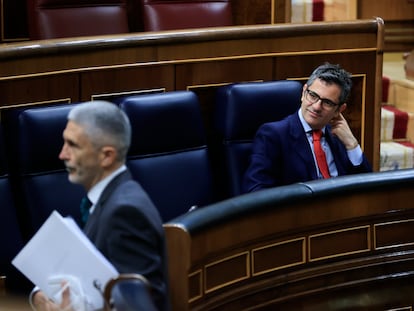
[232,0,272,25]
[375,219,414,249]
[358,0,414,20]
[204,252,249,293]
[0,74,79,107]
[0,0,29,42]
[309,226,370,261]
[80,65,175,101]
[358,0,414,52]
[252,238,305,275]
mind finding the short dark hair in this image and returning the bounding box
[306,63,352,104]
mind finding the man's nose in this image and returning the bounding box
[58,145,67,160]
[312,99,323,109]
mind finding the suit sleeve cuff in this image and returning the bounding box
[29,286,40,311]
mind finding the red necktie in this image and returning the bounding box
[312,130,330,179]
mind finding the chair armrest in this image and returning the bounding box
[104,273,156,311]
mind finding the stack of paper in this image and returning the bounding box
[12,211,118,310]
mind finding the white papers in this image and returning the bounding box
[12,210,119,310]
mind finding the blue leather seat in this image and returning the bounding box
[2,104,85,235]
[0,125,31,292]
[117,91,215,222]
[214,80,303,197]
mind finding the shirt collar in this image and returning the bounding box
[298,109,326,135]
[87,165,127,205]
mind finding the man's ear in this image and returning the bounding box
[100,146,117,168]
[338,103,347,114]
[302,84,308,101]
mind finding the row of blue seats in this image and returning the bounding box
[0,80,303,292]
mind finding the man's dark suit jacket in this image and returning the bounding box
[84,170,170,311]
[243,112,372,193]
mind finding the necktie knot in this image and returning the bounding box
[80,196,92,225]
[312,129,323,141]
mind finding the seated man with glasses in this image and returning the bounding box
[243,62,372,192]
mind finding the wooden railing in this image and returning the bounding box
[165,169,414,310]
[0,0,411,54]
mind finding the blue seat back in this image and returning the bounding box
[215,80,303,197]
[0,179,22,271]
[3,104,84,234]
[0,125,31,291]
[117,91,215,222]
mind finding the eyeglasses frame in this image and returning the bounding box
[304,89,341,110]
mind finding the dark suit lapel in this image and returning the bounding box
[83,170,132,236]
[288,113,316,172]
[287,113,319,179]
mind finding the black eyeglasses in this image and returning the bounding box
[305,89,340,110]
